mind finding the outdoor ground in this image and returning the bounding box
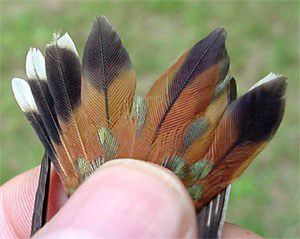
[1,1,299,238]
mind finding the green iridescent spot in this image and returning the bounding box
[188,184,203,200]
[76,157,93,180]
[77,157,92,174]
[166,156,189,180]
[192,160,213,180]
[76,157,105,182]
[183,117,209,150]
[98,127,117,159]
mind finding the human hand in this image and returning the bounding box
[0,159,262,238]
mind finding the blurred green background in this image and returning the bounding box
[1,1,299,238]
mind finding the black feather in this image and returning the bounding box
[82,15,132,92]
[45,45,81,121]
[233,76,287,143]
[228,77,237,103]
[28,79,61,144]
[31,153,51,236]
[168,28,228,107]
[24,111,56,160]
[82,15,134,129]
[197,186,231,238]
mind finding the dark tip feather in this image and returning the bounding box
[207,74,286,168]
[233,75,287,143]
[168,27,228,112]
[194,74,287,209]
[81,15,135,131]
[45,42,81,121]
[140,27,229,157]
[82,15,132,92]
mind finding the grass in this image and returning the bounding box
[1,1,299,238]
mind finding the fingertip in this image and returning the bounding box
[0,166,66,238]
[1,167,40,238]
[36,159,197,238]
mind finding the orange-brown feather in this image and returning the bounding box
[133,50,189,160]
[134,28,229,164]
[183,82,231,165]
[81,16,136,162]
[194,142,265,209]
[113,115,136,158]
[191,76,286,209]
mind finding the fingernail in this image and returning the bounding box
[35,159,197,238]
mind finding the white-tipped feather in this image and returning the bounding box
[249,72,281,91]
[26,48,47,80]
[56,32,78,56]
[12,78,37,112]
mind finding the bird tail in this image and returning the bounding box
[12,16,287,214]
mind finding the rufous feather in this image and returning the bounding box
[183,77,236,165]
[81,15,136,160]
[193,73,287,208]
[133,28,230,165]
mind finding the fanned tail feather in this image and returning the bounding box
[81,15,136,161]
[45,33,88,192]
[183,76,236,165]
[134,28,230,165]
[12,16,136,194]
[11,78,56,162]
[25,47,77,191]
[162,77,237,202]
[193,74,287,208]
[196,79,236,238]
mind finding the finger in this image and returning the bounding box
[0,166,66,238]
[34,159,197,239]
[0,167,39,238]
[222,222,263,238]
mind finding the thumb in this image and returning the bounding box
[34,159,197,238]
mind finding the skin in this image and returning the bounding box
[0,159,262,239]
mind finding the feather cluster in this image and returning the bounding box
[12,16,287,210]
